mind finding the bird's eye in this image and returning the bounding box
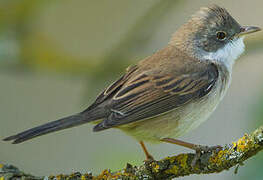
[216,31,227,40]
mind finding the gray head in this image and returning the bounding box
[191,5,242,52]
[170,5,260,66]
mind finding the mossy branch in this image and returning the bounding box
[1,126,263,180]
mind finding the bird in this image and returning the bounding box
[3,5,261,160]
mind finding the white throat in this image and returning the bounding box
[202,37,245,70]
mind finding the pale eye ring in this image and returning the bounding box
[216,31,227,40]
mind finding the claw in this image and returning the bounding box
[191,145,222,167]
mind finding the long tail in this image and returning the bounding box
[3,113,96,144]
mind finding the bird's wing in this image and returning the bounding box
[92,62,219,131]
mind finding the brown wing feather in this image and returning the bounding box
[82,65,139,113]
[93,62,218,131]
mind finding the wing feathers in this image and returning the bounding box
[115,79,149,99]
[93,62,219,131]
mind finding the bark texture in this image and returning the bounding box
[1,126,263,180]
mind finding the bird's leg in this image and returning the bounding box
[161,138,198,150]
[161,137,222,151]
[161,138,222,166]
[139,141,154,161]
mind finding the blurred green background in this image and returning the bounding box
[1,0,263,179]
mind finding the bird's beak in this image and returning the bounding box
[237,26,261,37]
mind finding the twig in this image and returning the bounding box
[1,126,263,180]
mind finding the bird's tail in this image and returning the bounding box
[3,113,96,144]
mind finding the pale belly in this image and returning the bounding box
[119,77,229,143]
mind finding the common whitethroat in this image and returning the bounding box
[3,5,261,160]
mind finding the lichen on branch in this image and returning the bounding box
[1,126,263,180]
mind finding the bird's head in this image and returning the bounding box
[170,5,260,69]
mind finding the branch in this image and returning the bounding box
[1,126,263,180]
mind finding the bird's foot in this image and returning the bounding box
[143,154,155,165]
[139,141,155,163]
[191,145,222,167]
